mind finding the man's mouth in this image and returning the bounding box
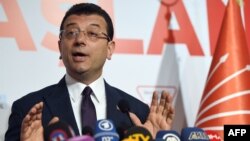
[73,52,85,57]
[72,52,87,61]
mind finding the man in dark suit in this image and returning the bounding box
[5,3,174,141]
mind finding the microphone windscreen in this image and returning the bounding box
[123,126,153,141]
[181,127,209,141]
[156,130,181,141]
[118,99,130,113]
[67,135,95,141]
[44,120,75,141]
[205,130,222,141]
[82,126,94,136]
[94,119,119,141]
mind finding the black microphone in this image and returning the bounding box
[67,126,94,141]
[123,126,153,141]
[156,130,181,141]
[181,127,210,141]
[44,120,75,141]
[67,135,95,141]
[94,119,119,141]
[82,126,94,136]
[117,99,134,126]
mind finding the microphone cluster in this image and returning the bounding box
[44,119,222,141]
[44,119,118,141]
[43,99,223,141]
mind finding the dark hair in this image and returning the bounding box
[60,3,114,40]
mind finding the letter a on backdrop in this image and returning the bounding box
[195,0,250,139]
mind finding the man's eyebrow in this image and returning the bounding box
[64,23,102,29]
[88,23,101,28]
[65,22,77,28]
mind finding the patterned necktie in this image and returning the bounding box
[81,86,97,134]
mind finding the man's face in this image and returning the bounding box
[59,14,115,83]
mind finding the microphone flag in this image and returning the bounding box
[195,0,250,139]
[44,120,75,141]
[123,126,153,141]
[94,119,119,141]
[181,127,209,141]
[156,130,181,141]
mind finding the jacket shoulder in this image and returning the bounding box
[15,83,58,107]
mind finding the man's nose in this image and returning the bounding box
[75,31,87,43]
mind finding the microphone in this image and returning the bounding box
[123,126,153,141]
[44,120,75,141]
[204,130,222,141]
[156,130,181,141]
[94,119,120,141]
[180,127,209,141]
[67,135,95,141]
[67,126,94,141]
[117,99,134,126]
[82,126,94,136]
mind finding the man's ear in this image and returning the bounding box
[107,41,115,60]
[58,40,62,59]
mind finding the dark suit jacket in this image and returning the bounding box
[5,77,149,141]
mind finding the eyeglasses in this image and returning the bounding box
[60,27,111,42]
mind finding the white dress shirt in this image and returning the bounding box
[65,73,107,134]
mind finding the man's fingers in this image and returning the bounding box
[154,90,173,116]
[156,91,169,114]
[35,102,44,112]
[21,114,31,134]
[166,107,175,125]
[28,102,44,121]
[21,102,44,131]
[30,102,43,114]
[129,112,142,126]
[29,102,44,116]
[48,117,60,125]
[20,102,44,141]
[150,91,158,113]
[164,92,174,122]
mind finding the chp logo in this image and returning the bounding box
[98,119,114,131]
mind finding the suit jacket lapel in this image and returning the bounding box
[43,77,80,135]
[105,83,122,122]
[105,82,132,129]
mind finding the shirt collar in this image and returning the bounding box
[65,73,105,103]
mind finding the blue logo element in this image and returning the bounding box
[98,119,113,131]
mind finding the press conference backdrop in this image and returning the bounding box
[0,0,249,140]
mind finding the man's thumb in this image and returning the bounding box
[128,112,142,126]
[48,117,59,125]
